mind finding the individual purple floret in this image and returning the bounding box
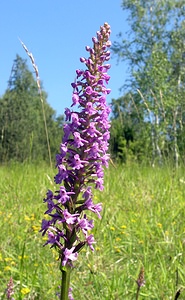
[41,22,111,268]
[68,288,74,300]
[56,287,74,300]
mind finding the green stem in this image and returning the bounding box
[60,265,71,300]
[136,286,140,300]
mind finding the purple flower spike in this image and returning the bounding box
[41,22,111,269]
[6,277,14,300]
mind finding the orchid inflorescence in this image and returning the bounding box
[40,22,111,269]
[6,277,14,300]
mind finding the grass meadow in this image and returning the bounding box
[1,162,185,299]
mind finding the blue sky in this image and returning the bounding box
[0,1,129,116]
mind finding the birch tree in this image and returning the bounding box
[112,0,185,165]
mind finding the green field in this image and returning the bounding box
[1,163,185,299]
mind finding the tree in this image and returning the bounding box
[110,93,151,163]
[112,0,185,166]
[0,55,63,163]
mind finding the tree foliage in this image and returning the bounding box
[111,0,185,166]
[0,55,63,163]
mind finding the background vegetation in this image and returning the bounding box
[1,164,185,299]
[0,55,64,163]
[111,0,185,167]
